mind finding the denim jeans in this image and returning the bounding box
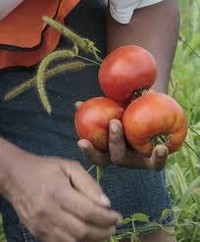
[0,1,173,241]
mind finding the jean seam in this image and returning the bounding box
[20,224,36,242]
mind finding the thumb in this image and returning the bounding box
[74,101,83,110]
[62,161,111,207]
[150,145,169,171]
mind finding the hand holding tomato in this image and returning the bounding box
[75,45,187,170]
[75,97,124,150]
[75,102,168,171]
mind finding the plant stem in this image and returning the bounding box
[179,35,200,59]
[4,61,87,101]
[87,165,95,173]
[96,166,102,185]
[43,16,103,62]
[75,55,101,66]
[184,141,200,158]
[188,125,200,137]
[36,50,76,114]
[191,224,198,242]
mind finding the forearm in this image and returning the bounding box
[0,138,27,195]
[107,0,180,93]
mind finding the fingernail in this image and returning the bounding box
[100,194,111,207]
[157,148,166,157]
[75,101,83,109]
[110,122,118,133]
[77,142,86,151]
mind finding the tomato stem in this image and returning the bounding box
[133,89,148,99]
[150,134,169,146]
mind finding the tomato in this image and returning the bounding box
[75,97,124,150]
[122,92,188,156]
[98,45,157,103]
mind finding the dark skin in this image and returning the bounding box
[0,1,179,242]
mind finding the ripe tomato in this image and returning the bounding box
[122,93,188,156]
[98,45,157,103]
[75,97,124,150]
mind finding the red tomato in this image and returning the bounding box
[75,97,124,150]
[99,45,157,103]
[122,92,188,156]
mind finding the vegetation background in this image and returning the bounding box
[0,0,200,241]
[166,0,200,241]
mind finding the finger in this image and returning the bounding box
[75,101,83,110]
[78,139,110,166]
[46,227,76,242]
[56,188,122,227]
[109,119,126,164]
[52,210,116,242]
[150,145,169,171]
[63,161,110,207]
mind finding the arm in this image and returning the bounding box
[0,138,121,241]
[107,0,180,93]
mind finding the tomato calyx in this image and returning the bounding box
[150,134,170,147]
[133,89,149,99]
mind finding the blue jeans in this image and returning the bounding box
[0,1,173,241]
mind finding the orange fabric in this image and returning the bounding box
[0,0,79,70]
[0,0,60,48]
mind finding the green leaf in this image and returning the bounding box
[122,217,132,225]
[131,213,149,223]
[160,209,173,221]
[110,237,120,242]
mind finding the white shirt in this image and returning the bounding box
[0,0,163,24]
[0,0,23,20]
[109,0,163,24]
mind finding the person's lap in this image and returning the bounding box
[0,1,175,241]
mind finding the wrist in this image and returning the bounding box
[0,138,28,196]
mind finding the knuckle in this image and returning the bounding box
[111,153,124,164]
[30,225,47,239]
[30,198,50,220]
[109,135,120,144]
[111,157,121,164]
[77,225,89,240]
[71,160,82,170]
[82,206,94,221]
[154,164,164,171]
[67,239,76,242]
[65,238,76,242]
[32,204,45,218]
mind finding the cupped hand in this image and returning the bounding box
[76,102,169,171]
